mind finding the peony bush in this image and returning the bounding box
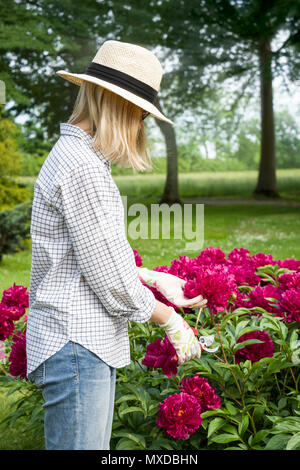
[0,246,300,450]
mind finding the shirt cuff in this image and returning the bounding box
[128,285,157,323]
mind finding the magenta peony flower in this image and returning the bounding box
[183,264,238,314]
[276,258,300,271]
[168,256,197,281]
[0,302,25,322]
[231,289,252,310]
[251,252,276,269]
[234,330,274,363]
[278,272,300,291]
[278,288,300,323]
[180,374,221,412]
[0,306,15,340]
[227,262,261,287]
[157,392,202,440]
[228,247,252,264]
[133,249,143,267]
[245,285,281,316]
[142,337,178,377]
[8,330,27,379]
[1,283,29,309]
[195,246,228,266]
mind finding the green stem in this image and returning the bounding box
[133,357,147,374]
[274,373,281,393]
[247,410,256,435]
[172,373,181,390]
[216,382,243,408]
[210,313,228,363]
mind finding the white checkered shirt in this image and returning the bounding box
[26,122,156,377]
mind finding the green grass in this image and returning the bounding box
[16,168,300,202]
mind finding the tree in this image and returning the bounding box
[0,0,113,138]
[152,0,300,197]
[0,107,30,208]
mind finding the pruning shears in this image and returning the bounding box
[198,334,219,353]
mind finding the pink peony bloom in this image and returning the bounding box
[245,285,281,316]
[228,247,252,264]
[168,256,197,281]
[278,288,300,323]
[278,272,300,291]
[0,302,25,322]
[226,248,261,287]
[142,337,178,377]
[195,246,228,266]
[0,306,15,340]
[133,249,143,267]
[228,262,261,287]
[157,392,202,440]
[180,374,221,412]
[234,330,274,364]
[275,258,300,271]
[183,264,238,314]
[1,283,29,309]
[231,289,252,310]
[251,252,276,269]
[8,330,27,380]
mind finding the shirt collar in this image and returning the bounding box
[60,122,111,171]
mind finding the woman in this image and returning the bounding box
[26,40,207,450]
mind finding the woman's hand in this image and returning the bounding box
[137,267,207,308]
[158,307,202,365]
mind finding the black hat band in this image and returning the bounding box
[84,62,158,104]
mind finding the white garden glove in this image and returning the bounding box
[158,307,202,365]
[137,267,207,308]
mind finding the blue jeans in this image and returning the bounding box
[28,341,116,450]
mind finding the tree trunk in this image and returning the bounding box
[254,38,279,198]
[153,98,181,205]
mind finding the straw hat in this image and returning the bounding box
[56,40,174,125]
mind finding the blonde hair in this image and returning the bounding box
[68,81,153,172]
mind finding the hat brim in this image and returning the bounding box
[56,70,174,126]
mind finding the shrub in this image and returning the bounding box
[0,246,299,450]
[0,201,32,263]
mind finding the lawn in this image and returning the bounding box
[16,168,300,202]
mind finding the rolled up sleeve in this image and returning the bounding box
[59,164,156,323]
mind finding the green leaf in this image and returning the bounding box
[115,438,141,450]
[264,434,290,450]
[210,433,241,444]
[201,409,228,419]
[225,402,239,415]
[235,320,250,338]
[286,432,300,450]
[119,406,145,417]
[233,339,264,353]
[238,415,249,437]
[207,418,226,438]
[251,429,270,446]
[115,394,137,404]
[112,430,146,449]
[148,438,174,450]
[278,397,287,410]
